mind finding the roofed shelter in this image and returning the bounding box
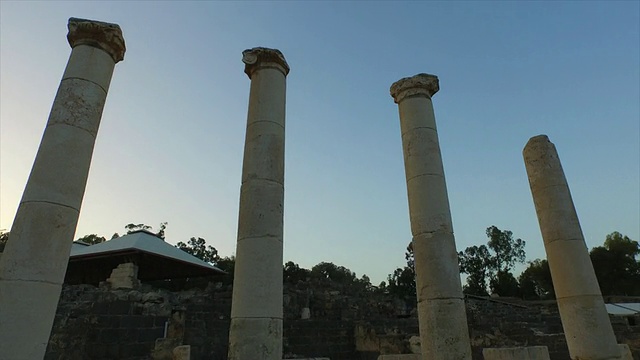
[65,230,225,286]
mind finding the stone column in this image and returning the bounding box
[0,18,124,359]
[228,47,289,360]
[523,135,627,360]
[390,74,472,359]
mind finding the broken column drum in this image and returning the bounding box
[0,18,125,359]
[228,47,289,360]
[523,135,628,360]
[390,74,472,360]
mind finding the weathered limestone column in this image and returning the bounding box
[523,135,629,360]
[390,74,472,359]
[228,47,289,359]
[0,18,124,359]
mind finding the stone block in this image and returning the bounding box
[413,231,465,299]
[301,307,311,319]
[246,66,287,124]
[408,336,420,354]
[22,109,99,208]
[0,279,62,359]
[396,95,438,133]
[109,300,131,315]
[138,328,164,343]
[173,345,190,360]
[556,295,619,357]
[482,346,550,360]
[231,236,283,318]
[241,120,285,184]
[100,328,120,344]
[167,311,185,340]
[377,355,421,360]
[152,338,181,360]
[545,239,601,298]
[228,317,282,358]
[62,44,116,90]
[617,344,632,360]
[405,174,452,235]
[1,202,78,283]
[416,298,471,359]
[236,181,284,241]
[107,262,140,289]
[401,127,444,179]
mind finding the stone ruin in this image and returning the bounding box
[43,281,639,359]
[0,17,636,360]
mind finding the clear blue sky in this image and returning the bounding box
[1,1,638,284]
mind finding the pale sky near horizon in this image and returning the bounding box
[1,1,638,284]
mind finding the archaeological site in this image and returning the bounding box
[0,17,638,360]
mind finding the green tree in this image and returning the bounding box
[486,226,526,273]
[0,230,9,252]
[386,244,416,298]
[311,262,357,284]
[76,234,106,245]
[387,266,417,298]
[125,222,168,240]
[216,256,235,285]
[283,261,310,284]
[458,245,492,296]
[590,232,640,296]
[156,222,168,240]
[458,226,526,297]
[125,223,152,233]
[519,259,554,299]
[176,237,220,264]
[490,271,520,297]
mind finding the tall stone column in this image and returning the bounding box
[0,18,124,359]
[390,74,472,359]
[523,135,628,360]
[228,47,289,360]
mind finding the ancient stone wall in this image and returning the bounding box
[45,284,640,360]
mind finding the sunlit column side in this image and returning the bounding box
[390,74,472,360]
[228,47,289,360]
[523,135,630,360]
[0,17,125,360]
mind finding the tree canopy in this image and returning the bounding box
[386,245,416,298]
[125,222,167,239]
[176,237,220,264]
[518,259,554,299]
[0,230,9,252]
[518,231,639,299]
[590,232,640,296]
[458,226,526,296]
[76,234,106,245]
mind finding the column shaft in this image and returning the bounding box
[523,135,622,360]
[228,47,289,360]
[0,18,124,359]
[390,74,472,360]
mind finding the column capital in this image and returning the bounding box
[242,47,289,78]
[390,73,439,103]
[67,17,125,63]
